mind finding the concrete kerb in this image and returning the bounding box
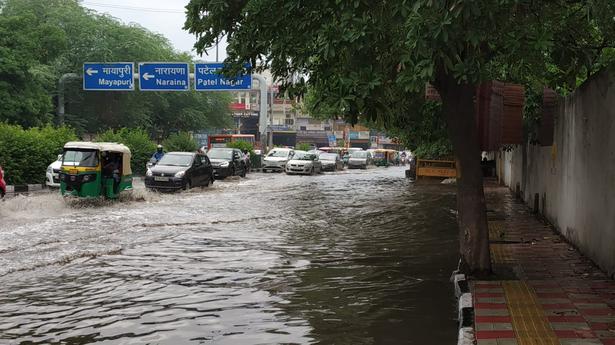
[451,271,475,345]
[5,184,45,194]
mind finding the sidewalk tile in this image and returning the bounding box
[476,330,516,339]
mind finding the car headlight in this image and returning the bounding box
[175,171,186,178]
[220,161,229,168]
[146,169,153,176]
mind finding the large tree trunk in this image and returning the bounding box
[435,73,492,275]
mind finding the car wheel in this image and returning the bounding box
[310,167,315,175]
[184,180,191,190]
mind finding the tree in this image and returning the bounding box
[183,1,615,274]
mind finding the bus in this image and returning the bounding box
[208,134,256,149]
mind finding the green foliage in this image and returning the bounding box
[0,123,77,184]
[162,132,198,153]
[413,140,453,160]
[295,143,312,151]
[383,100,452,159]
[0,0,233,133]
[185,0,614,138]
[96,128,156,175]
[226,141,254,155]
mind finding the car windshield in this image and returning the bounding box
[351,151,367,158]
[291,151,306,160]
[268,150,290,158]
[62,150,99,167]
[207,149,233,160]
[320,153,338,161]
[157,154,193,167]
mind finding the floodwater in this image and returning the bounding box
[0,167,459,344]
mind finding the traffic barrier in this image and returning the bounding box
[416,159,457,179]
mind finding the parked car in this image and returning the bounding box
[0,165,6,199]
[285,151,322,175]
[46,154,63,188]
[207,147,247,179]
[348,151,372,169]
[319,152,344,171]
[263,148,294,173]
[145,152,214,191]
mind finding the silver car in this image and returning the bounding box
[319,153,344,171]
[263,148,294,172]
[347,151,371,169]
[285,151,322,175]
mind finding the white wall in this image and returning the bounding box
[499,70,615,277]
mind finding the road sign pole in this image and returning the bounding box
[253,74,268,152]
[57,73,79,125]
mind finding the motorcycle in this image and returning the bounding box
[146,157,157,170]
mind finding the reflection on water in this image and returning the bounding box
[0,168,459,344]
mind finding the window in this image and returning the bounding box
[63,150,99,167]
[285,118,294,125]
[300,126,307,131]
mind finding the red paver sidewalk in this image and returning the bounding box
[472,185,615,345]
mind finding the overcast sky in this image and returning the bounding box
[81,0,228,61]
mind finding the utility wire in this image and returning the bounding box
[82,2,186,14]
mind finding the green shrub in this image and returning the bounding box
[295,142,312,151]
[162,132,198,152]
[0,123,78,185]
[226,141,254,155]
[413,138,453,160]
[96,128,156,176]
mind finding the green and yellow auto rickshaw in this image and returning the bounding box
[373,149,395,167]
[60,142,133,199]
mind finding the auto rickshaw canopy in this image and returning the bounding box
[63,141,132,175]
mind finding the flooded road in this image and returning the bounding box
[0,167,459,344]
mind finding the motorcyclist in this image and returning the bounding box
[152,145,165,162]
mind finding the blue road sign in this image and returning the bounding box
[194,63,252,91]
[138,62,190,91]
[83,63,134,91]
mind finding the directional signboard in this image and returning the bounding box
[194,63,252,91]
[83,63,134,91]
[138,62,190,91]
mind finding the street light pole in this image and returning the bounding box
[57,73,80,126]
[252,74,269,153]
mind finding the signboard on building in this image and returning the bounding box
[83,62,134,91]
[194,63,252,91]
[138,62,190,91]
[230,103,250,111]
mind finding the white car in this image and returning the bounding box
[348,151,372,169]
[285,151,322,175]
[46,154,63,187]
[262,148,294,172]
